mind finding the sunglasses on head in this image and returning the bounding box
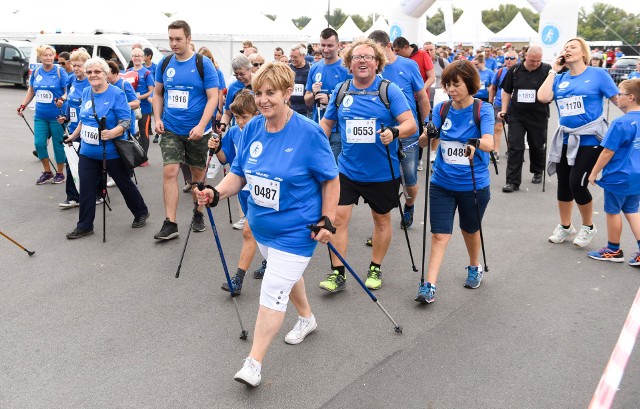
[253,63,263,67]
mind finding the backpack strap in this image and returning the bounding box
[438,57,445,69]
[472,98,481,130]
[160,54,173,78]
[378,79,390,110]
[334,79,351,108]
[195,53,204,81]
[437,100,452,133]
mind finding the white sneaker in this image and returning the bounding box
[573,224,597,247]
[234,357,261,387]
[96,197,104,205]
[548,224,577,243]
[416,160,424,171]
[285,315,317,345]
[59,199,79,208]
[232,217,246,230]
[106,177,115,187]
[429,150,436,163]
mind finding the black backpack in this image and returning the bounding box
[334,78,391,110]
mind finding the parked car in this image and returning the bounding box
[609,56,640,83]
[0,39,32,88]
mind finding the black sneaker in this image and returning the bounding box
[66,227,94,239]
[153,135,159,143]
[531,173,543,184]
[154,218,179,240]
[192,209,206,232]
[253,259,267,279]
[132,212,150,228]
[221,275,243,295]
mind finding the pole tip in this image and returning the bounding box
[394,326,403,334]
[27,250,35,256]
[240,331,249,340]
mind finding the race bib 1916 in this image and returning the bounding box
[167,90,189,109]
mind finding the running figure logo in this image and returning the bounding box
[541,24,560,46]
[250,141,263,158]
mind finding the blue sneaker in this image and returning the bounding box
[415,283,436,303]
[221,275,243,295]
[464,266,483,289]
[629,251,640,267]
[588,247,624,263]
[402,205,414,228]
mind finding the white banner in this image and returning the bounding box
[538,0,579,63]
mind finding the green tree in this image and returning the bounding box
[426,7,463,35]
[482,5,538,33]
[326,8,348,29]
[293,16,311,30]
[578,3,640,44]
[352,14,374,32]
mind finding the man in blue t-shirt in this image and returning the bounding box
[489,50,518,163]
[369,30,430,228]
[152,20,219,240]
[484,47,498,71]
[304,28,352,163]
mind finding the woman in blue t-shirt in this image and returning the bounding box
[18,45,69,185]
[472,53,493,102]
[196,62,339,388]
[417,59,495,303]
[538,37,619,248]
[64,57,149,239]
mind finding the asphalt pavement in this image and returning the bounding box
[0,83,638,409]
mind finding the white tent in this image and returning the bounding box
[489,12,538,43]
[434,10,494,45]
[336,17,364,42]
[272,16,306,37]
[364,16,390,37]
[300,17,333,39]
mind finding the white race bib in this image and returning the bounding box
[70,108,77,123]
[479,83,486,90]
[80,124,100,145]
[440,140,469,166]
[35,90,53,104]
[346,119,376,144]
[167,90,189,109]
[292,84,304,97]
[246,174,280,211]
[517,89,536,103]
[558,96,585,117]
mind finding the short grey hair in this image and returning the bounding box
[84,57,109,74]
[291,44,307,56]
[232,54,252,71]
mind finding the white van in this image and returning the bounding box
[29,33,163,73]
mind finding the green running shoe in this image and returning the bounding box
[319,270,346,292]
[365,265,382,290]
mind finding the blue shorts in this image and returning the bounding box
[429,183,490,234]
[604,191,640,214]
[399,136,419,187]
[239,189,250,215]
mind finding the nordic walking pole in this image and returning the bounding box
[98,117,108,243]
[468,147,489,273]
[381,125,418,273]
[419,115,437,288]
[198,179,248,340]
[0,230,35,256]
[223,167,232,224]
[542,138,547,193]
[175,136,218,278]
[21,113,56,170]
[321,240,402,334]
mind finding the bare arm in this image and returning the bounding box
[415,85,431,124]
[500,90,511,115]
[189,87,219,139]
[588,148,615,185]
[537,71,556,103]
[152,81,165,133]
[423,68,435,90]
[311,176,340,243]
[319,118,335,137]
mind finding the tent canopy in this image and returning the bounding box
[300,17,333,39]
[489,12,538,43]
[364,16,390,37]
[336,16,364,42]
[435,10,494,44]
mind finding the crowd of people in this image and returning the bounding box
[15,20,640,387]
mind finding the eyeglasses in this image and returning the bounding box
[252,63,263,67]
[504,56,517,60]
[352,55,375,62]
[618,92,632,97]
[85,70,104,75]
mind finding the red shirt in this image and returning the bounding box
[606,50,616,65]
[409,47,434,83]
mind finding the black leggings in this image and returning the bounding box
[555,144,603,205]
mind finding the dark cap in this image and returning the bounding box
[143,47,153,57]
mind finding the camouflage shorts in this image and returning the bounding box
[159,131,211,169]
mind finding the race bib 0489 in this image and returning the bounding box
[346,119,376,143]
[440,140,469,166]
[167,90,189,109]
[246,174,280,211]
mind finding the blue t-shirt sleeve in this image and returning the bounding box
[145,70,155,90]
[601,118,626,151]
[155,56,167,84]
[217,69,226,89]
[599,69,619,99]
[491,72,499,86]
[124,82,137,102]
[479,102,495,136]
[388,82,411,119]
[114,88,132,122]
[409,66,425,94]
[60,69,69,92]
[220,127,237,165]
[203,58,219,90]
[307,123,339,182]
[323,82,342,121]
[305,65,316,92]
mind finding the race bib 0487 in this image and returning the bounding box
[246,174,280,211]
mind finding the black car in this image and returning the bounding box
[609,56,640,84]
[0,39,31,88]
